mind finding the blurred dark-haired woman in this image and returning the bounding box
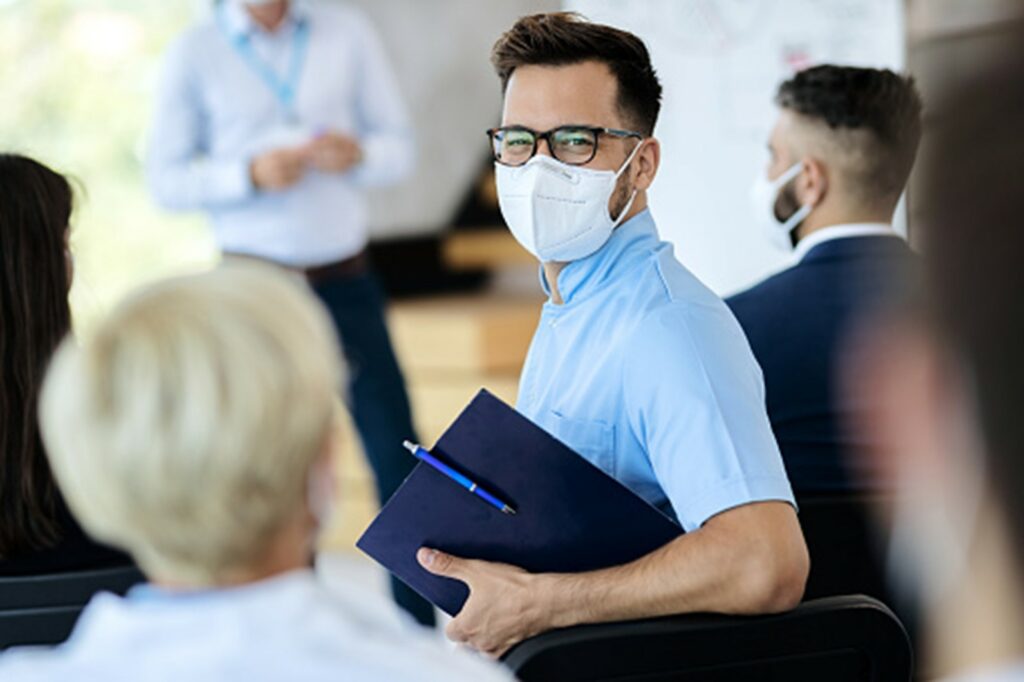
[0,153,127,574]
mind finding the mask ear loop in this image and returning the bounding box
[610,140,645,226]
[614,138,645,179]
[780,203,812,235]
[774,162,814,237]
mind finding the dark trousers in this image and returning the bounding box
[311,271,436,628]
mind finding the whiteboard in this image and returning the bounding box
[565,0,905,295]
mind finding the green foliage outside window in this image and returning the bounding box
[0,0,217,331]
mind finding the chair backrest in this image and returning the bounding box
[503,595,913,682]
[0,565,145,649]
[796,493,890,602]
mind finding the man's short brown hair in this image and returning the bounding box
[491,12,662,135]
[776,65,923,203]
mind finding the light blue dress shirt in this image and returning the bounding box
[517,209,795,531]
[146,0,413,267]
[0,570,512,681]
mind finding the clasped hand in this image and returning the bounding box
[417,547,560,658]
[249,131,362,191]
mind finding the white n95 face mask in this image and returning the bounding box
[750,161,812,253]
[495,143,642,263]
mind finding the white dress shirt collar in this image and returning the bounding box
[0,566,514,680]
[794,222,901,261]
[942,661,1024,682]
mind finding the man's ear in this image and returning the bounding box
[306,427,339,530]
[632,137,660,192]
[797,156,829,207]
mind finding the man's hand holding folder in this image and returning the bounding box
[357,391,684,655]
[417,548,546,657]
[358,391,807,657]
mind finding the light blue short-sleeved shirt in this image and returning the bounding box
[517,209,795,531]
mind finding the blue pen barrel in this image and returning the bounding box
[403,441,515,514]
[421,452,474,491]
[473,487,507,511]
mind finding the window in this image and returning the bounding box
[1,1,217,331]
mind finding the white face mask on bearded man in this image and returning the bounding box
[749,161,814,253]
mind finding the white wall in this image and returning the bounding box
[349,0,558,239]
[565,0,905,295]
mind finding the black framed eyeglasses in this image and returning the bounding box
[486,125,643,167]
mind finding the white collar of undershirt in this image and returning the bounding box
[941,660,1024,682]
[794,223,901,261]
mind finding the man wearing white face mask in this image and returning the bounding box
[414,13,808,658]
[146,0,434,626]
[728,65,922,495]
[727,67,922,611]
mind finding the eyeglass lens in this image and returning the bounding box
[492,127,599,166]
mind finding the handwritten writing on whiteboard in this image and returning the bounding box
[565,0,904,294]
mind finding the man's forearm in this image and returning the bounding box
[347,132,414,188]
[147,156,253,212]
[540,501,808,630]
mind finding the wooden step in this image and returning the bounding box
[442,229,536,270]
[387,293,542,375]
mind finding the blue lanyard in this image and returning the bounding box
[218,7,311,118]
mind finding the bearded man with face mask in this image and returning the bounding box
[728,66,923,496]
[413,13,809,658]
[145,0,433,626]
[726,66,922,611]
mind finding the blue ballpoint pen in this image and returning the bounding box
[402,441,516,515]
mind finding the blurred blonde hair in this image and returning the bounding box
[39,263,342,585]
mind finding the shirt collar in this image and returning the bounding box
[221,0,309,39]
[540,209,659,306]
[128,568,315,605]
[942,661,1024,682]
[794,223,900,261]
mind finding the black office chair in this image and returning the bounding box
[797,493,889,601]
[503,595,912,682]
[797,492,920,648]
[0,565,145,649]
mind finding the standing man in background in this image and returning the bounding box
[146,0,434,627]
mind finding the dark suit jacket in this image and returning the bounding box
[727,235,916,493]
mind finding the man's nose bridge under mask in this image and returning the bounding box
[535,136,555,159]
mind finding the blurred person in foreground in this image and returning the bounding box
[0,264,509,681]
[0,154,127,575]
[850,20,1024,681]
[146,0,433,626]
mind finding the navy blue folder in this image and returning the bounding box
[356,389,683,616]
